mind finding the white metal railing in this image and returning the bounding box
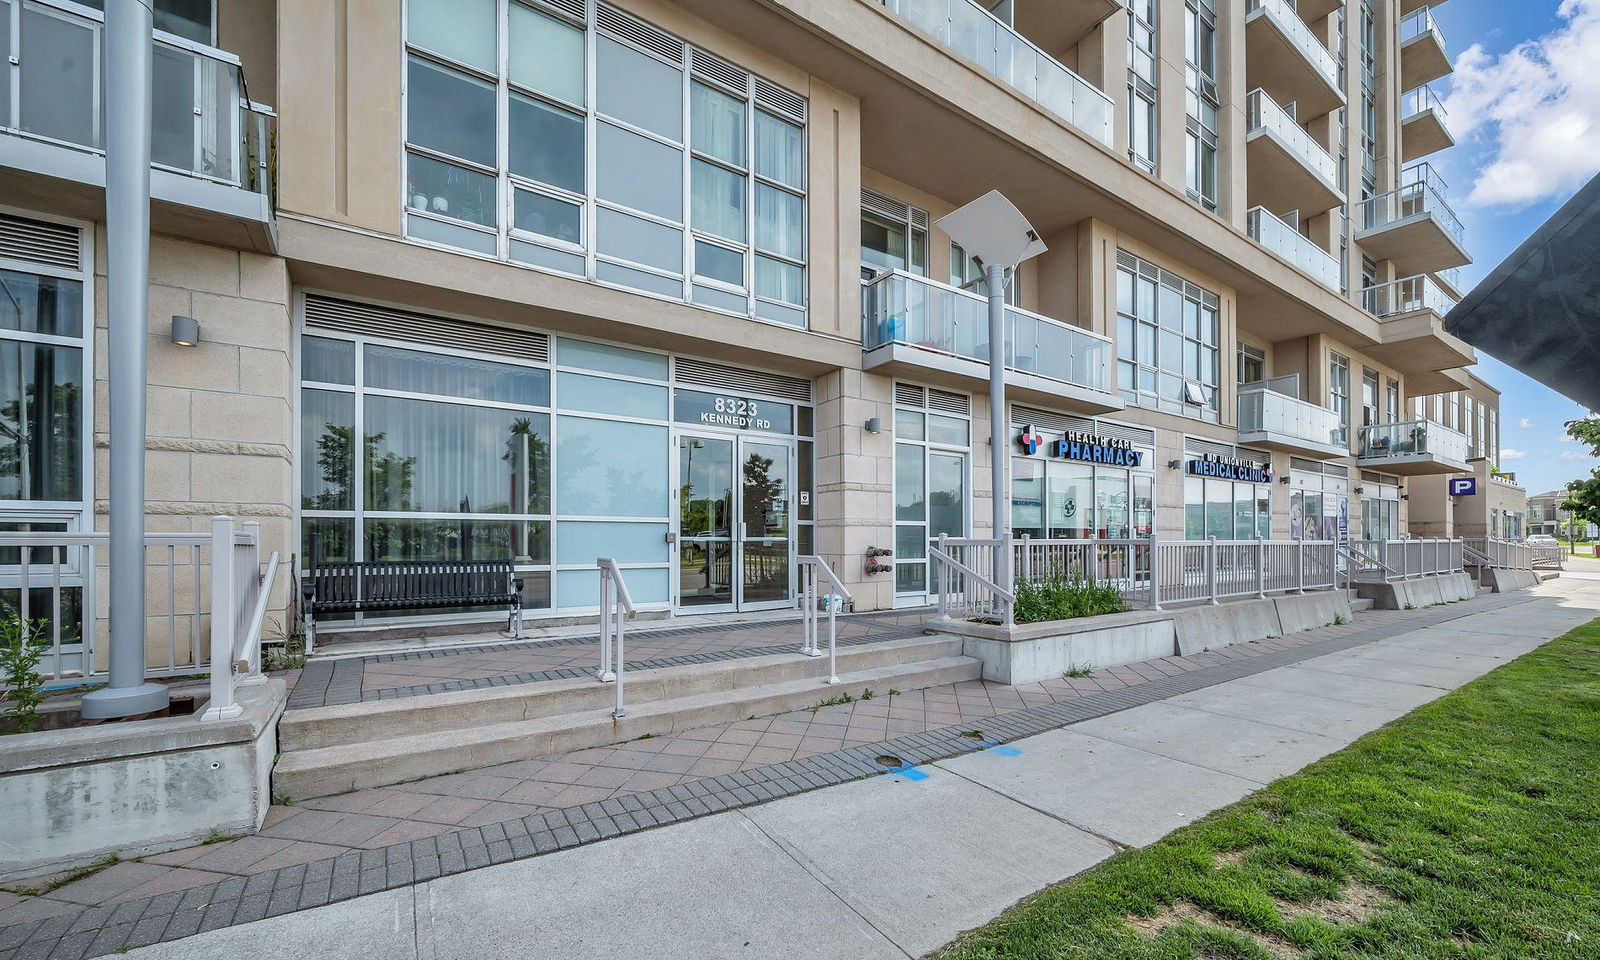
[1245,89,1340,189]
[1238,384,1346,449]
[1359,168,1464,247]
[1246,0,1341,92]
[1347,538,1464,582]
[0,0,275,197]
[1531,544,1565,570]
[1246,207,1341,291]
[862,269,1113,393]
[798,556,853,685]
[1361,274,1459,319]
[1463,537,1534,571]
[875,0,1115,146]
[1402,84,1449,123]
[0,517,277,719]
[595,557,637,719]
[1400,6,1445,50]
[931,535,1015,625]
[1358,417,1469,466]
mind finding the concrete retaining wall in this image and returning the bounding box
[1171,598,1282,656]
[1357,572,1476,610]
[1273,591,1356,634]
[1483,568,1540,593]
[0,681,286,880]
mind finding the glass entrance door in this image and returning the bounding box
[677,434,794,612]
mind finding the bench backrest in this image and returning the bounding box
[309,560,516,606]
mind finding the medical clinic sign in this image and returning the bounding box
[1187,453,1274,484]
[1017,426,1144,467]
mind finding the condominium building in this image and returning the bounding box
[0,0,1501,646]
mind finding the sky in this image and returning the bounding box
[1428,0,1600,495]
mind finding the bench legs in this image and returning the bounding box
[507,603,524,640]
[303,604,316,656]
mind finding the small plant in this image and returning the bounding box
[631,732,656,741]
[960,730,985,740]
[861,688,875,700]
[888,688,902,696]
[1404,603,1417,610]
[261,617,308,673]
[811,691,856,711]
[202,829,230,845]
[1013,574,1128,625]
[1333,614,1348,626]
[1062,662,1094,679]
[272,792,294,807]
[2,855,117,897]
[1,608,53,735]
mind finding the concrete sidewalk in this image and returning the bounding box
[63,579,1600,959]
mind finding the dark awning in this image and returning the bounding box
[1444,172,1600,412]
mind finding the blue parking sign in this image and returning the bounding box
[1449,477,1477,497]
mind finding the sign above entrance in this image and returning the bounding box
[1017,425,1143,468]
[1449,477,1478,497]
[675,389,794,436]
[1188,453,1274,484]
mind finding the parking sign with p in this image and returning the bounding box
[1449,477,1477,497]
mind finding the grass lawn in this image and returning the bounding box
[931,617,1600,959]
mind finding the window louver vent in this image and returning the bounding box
[909,206,930,230]
[597,3,684,61]
[1115,250,1138,270]
[528,0,585,21]
[861,186,908,221]
[1187,438,1236,460]
[926,388,970,415]
[304,295,551,363]
[692,49,749,93]
[1011,405,1154,447]
[754,78,806,123]
[893,382,926,407]
[675,357,812,402]
[0,213,81,271]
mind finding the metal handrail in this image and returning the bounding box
[595,557,637,719]
[798,555,853,685]
[931,535,1015,625]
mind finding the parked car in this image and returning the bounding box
[1527,534,1561,547]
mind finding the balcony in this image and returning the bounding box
[1401,85,1454,162]
[1401,0,1449,13]
[1362,274,1476,377]
[1012,0,1120,61]
[0,0,275,252]
[1295,0,1346,23]
[1248,206,1340,292]
[1245,89,1344,215]
[1356,166,1469,275]
[876,0,1115,148]
[862,269,1120,413]
[1238,383,1347,458]
[1358,418,1470,475]
[1244,0,1345,119]
[1400,7,1452,90]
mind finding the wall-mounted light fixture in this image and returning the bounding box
[1166,459,1182,470]
[1279,476,1290,484]
[170,315,200,347]
[864,417,882,434]
[1354,486,1365,495]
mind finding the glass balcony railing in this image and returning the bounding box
[862,269,1112,394]
[1400,6,1445,48]
[1361,274,1458,318]
[1359,167,1464,247]
[1247,207,1341,292]
[1435,266,1463,293]
[1401,83,1449,123]
[1245,88,1340,188]
[1360,418,1468,465]
[1246,0,1341,92]
[0,0,274,197]
[876,0,1115,147]
[1239,386,1345,449]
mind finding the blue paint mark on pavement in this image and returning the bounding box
[893,766,930,781]
[986,745,1023,757]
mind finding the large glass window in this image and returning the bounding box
[892,388,969,596]
[1329,353,1350,445]
[0,269,84,506]
[1183,0,1219,211]
[403,3,808,327]
[1115,252,1221,422]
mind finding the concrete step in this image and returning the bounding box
[1349,597,1376,613]
[280,635,960,753]
[272,654,981,801]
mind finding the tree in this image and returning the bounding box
[1559,416,1600,552]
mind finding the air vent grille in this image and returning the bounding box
[304,295,551,363]
[909,206,930,231]
[692,49,749,93]
[861,187,908,222]
[1186,438,1236,460]
[926,388,970,416]
[0,212,81,271]
[893,382,926,407]
[526,0,585,21]
[754,78,806,123]
[597,3,685,62]
[675,357,812,402]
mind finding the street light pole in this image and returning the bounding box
[985,262,1010,591]
[82,0,168,718]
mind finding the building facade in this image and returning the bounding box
[0,0,1510,649]
[1527,490,1597,541]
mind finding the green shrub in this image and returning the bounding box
[1013,574,1128,625]
[1,608,53,734]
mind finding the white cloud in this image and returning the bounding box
[1501,448,1529,460]
[1519,418,1534,429]
[1560,449,1593,461]
[1445,0,1600,209]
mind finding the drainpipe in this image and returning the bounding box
[81,0,168,718]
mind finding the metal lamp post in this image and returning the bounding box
[934,191,1047,599]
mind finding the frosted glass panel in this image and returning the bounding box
[692,160,746,243]
[408,0,497,73]
[691,82,745,166]
[557,371,669,419]
[597,123,683,221]
[755,112,805,189]
[556,416,669,517]
[596,36,682,141]
[755,184,804,260]
[558,567,670,607]
[596,208,684,273]
[556,521,669,565]
[557,339,669,380]
[509,2,584,105]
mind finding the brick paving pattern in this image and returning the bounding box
[0,594,1540,959]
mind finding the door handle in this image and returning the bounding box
[665,531,677,544]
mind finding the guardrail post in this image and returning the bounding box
[1206,536,1219,605]
[202,517,242,721]
[1019,533,1031,582]
[613,582,626,719]
[237,520,266,685]
[1255,536,1267,599]
[936,533,949,618]
[1149,531,1162,610]
[597,569,616,683]
[1295,537,1305,594]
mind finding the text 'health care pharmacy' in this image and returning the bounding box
[1018,426,1144,468]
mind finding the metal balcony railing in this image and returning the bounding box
[1361,274,1458,318]
[1400,6,1445,49]
[1360,167,1464,246]
[1246,88,1340,189]
[0,0,274,197]
[1238,385,1345,448]
[862,269,1113,394]
[1402,83,1449,122]
[1246,0,1341,93]
[1247,206,1341,291]
[876,0,1115,147]
[1359,418,1469,465]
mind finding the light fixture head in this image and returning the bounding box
[1166,459,1182,470]
[170,315,200,347]
[934,190,1047,269]
[864,417,882,434]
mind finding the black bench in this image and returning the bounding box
[301,558,524,647]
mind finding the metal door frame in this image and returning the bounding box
[672,428,796,614]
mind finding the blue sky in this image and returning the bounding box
[1429,0,1600,495]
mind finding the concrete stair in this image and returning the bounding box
[273,636,980,801]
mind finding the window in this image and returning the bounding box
[1184,0,1219,211]
[0,267,85,507]
[1362,369,1379,427]
[950,243,1020,307]
[402,1,808,326]
[1127,0,1158,172]
[1385,378,1400,425]
[1329,352,1350,445]
[1115,252,1221,422]
[1238,343,1266,386]
[860,189,927,277]
[892,387,969,597]
[80,0,213,44]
